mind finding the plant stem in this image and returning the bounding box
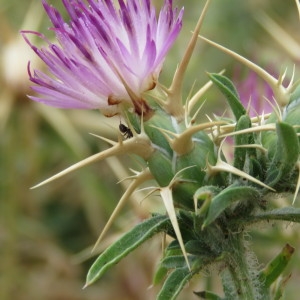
[221,232,269,300]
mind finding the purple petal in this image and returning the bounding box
[23,0,183,111]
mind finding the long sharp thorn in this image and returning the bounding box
[160,188,191,270]
[200,35,290,106]
[166,0,212,118]
[91,168,153,253]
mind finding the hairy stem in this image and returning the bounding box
[221,233,268,300]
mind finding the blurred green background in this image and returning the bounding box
[1,0,300,299]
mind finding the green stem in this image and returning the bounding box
[221,233,269,300]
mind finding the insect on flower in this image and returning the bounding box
[119,123,133,139]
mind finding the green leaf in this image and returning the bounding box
[208,73,246,120]
[284,94,300,132]
[265,122,299,188]
[289,83,300,104]
[185,240,212,256]
[194,186,222,202]
[233,115,253,172]
[166,240,182,252]
[193,290,223,300]
[203,186,260,227]
[259,244,294,288]
[250,207,300,223]
[160,255,188,269]
[153,263,169,286]
[249,157,264,180]
[273,274,292,300]
[153,244,187,285]
[85,215,170,287]
[194,185,222,216]
[157,267,193,300]
[165,240,182,252]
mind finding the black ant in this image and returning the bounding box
[119,123,133,139]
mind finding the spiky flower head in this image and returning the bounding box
[23,0,300,298]
[22,0,183,116]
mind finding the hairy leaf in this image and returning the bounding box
[194,290,223,300]
[208,73,246,120]
[233,115,252,171]
[85,214,170,287]
[157,267,193,300]
[251,207,300,223]
[265,122,299,188]
[203,186,260,227]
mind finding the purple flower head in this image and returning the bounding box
[22,0,183,116]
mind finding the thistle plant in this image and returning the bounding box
[23,0,300,299]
